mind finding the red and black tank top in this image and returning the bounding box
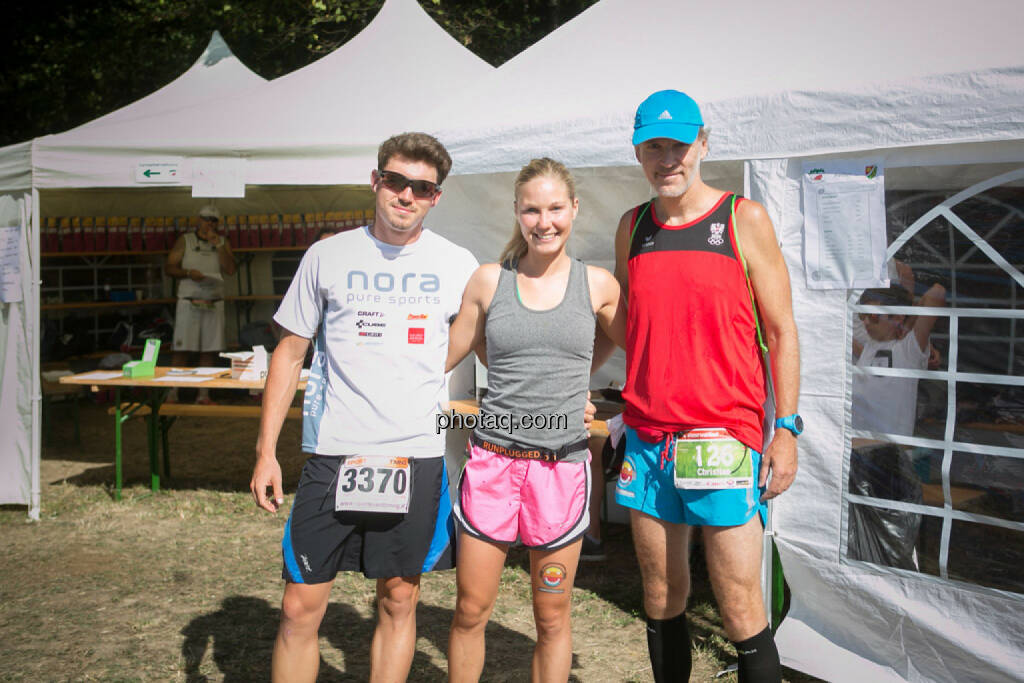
[622,192,766,452]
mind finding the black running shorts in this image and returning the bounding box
[281,455,454,583]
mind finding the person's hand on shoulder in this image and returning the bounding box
[583,391,595,435]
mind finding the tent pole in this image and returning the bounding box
[29,188,41,521]
[762,498,774,627]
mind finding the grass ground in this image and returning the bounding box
[0,398,821,681]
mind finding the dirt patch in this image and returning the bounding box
[0,400,821,681]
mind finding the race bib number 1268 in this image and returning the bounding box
[673,427,752,490]
[335,456,411,513]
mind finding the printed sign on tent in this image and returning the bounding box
[801,160,887,290]
[191,156,246,198]
[0,225,23,303]
[135,159,182,184]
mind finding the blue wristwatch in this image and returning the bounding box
[775,414,804,436]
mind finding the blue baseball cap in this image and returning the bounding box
[632,90,704,145]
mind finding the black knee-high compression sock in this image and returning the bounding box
[646,612,692,682]
[733,626,781,682]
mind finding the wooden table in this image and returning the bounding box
[61,367,303,500]
[59,370,612,500]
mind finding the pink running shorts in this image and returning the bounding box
[454,441,591,550]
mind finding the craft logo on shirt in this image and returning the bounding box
[708,222,725,246]
[357,310,385,318]
[407,313,428,320]
[408,328,425,344]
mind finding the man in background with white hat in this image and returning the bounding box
[613,90,801,682]
[165,204,236,404]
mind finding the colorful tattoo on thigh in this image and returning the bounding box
[538,562,567,594]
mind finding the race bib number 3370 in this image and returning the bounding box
[673,428,752,490]
[335,456,411,513]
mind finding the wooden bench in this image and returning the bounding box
[109,402,301,420]
[108,402,302,481]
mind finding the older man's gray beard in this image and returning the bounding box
[651,155,701,198]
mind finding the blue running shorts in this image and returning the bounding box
[614,426,767,527]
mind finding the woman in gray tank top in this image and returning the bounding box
[445,158,625,682]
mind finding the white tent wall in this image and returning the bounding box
[748,145,1024,682]
[0,191,39,519]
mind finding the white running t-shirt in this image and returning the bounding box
[852,331,929,437]
[274,226,477,458]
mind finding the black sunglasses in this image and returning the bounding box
[376,169,440,199]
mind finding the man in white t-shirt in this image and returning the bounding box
[849,282,946,569]
[250,132,478,683]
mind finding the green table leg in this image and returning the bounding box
[114,388,123,501]
[161,415,172,479]
[146,389,164,492]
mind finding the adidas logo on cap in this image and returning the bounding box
[658,110,673,120]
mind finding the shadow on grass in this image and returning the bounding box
[180,596,557,682]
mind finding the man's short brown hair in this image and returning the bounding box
[377,132,453,185]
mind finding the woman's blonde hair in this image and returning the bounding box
[499,157,577,266]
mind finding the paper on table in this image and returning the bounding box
[193,367,228,376]
[73,371,124,381]
[0,225,22,303]
[152,375,213,383]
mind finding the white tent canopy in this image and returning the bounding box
[427,0,1024,173]
[0,31,268,518]
[72,30,268,131]
[426,1,1024,681]
[32,0,493,189]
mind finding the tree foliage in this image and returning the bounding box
[1,0,597,146]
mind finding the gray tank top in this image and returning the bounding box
[476,258,595,462]
[177,232,225,300]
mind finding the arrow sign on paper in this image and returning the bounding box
[136,161,182,184]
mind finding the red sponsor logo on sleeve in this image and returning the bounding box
[408,328,425,344]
